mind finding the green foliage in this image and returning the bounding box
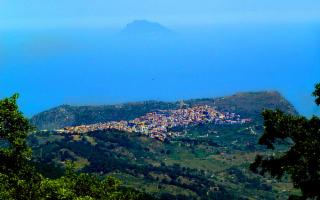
[0,94,41,199]
[0,94,33,161]
[1,92,298,199]
[39,165,152,200]
[251,84,320,200]
[313,83,320,106]
[31,126,291,199]
[0,95,154,200]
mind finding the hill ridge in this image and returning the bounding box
[30,91,298,130]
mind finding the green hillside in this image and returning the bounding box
[30,123,297,200]
[28,90,299,199]
[30,101,179,130]
[30,91,297,130]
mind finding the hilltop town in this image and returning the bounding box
[58,105,251,141]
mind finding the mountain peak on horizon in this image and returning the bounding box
[120,20,173,37]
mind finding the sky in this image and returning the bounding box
[1,0,320,29]
[0,1,320,117]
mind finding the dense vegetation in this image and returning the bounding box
[30,123,295,199]
[1,90,303,199]
[26,90,300,199]
[31,91,297,130]
[0,94,153,200]
[251,83,320,200]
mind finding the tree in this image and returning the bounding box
[0,94,42,199]
[0,94,154,200]
[313,83,320,106]
[250,83,320,200]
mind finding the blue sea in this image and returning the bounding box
[1,23,319,117]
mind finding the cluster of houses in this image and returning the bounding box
[58,105,251,141]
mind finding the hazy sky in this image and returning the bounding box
[1,1,320,117]
[1,0,320,29]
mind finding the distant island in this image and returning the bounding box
[119,20,174,38]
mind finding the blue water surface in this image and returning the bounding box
[1,23,319,117]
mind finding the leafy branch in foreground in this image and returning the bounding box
[250,83,320,200]
[313,83,320,106]
[0,94,153,200]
